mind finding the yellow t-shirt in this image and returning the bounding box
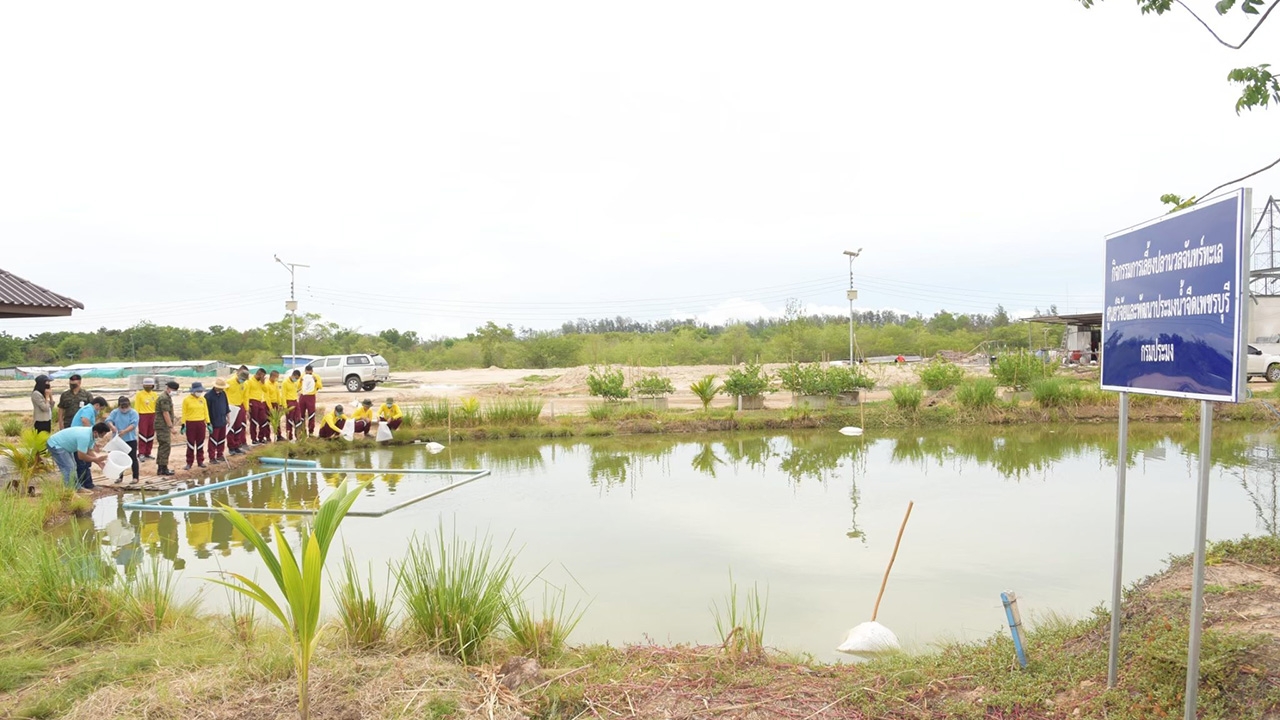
[352,406,373,422]
[379,403,403,421]
[225,378,248,408]
[282,378,301,402]
[320,412,344,433]
[181,395,210,423]
[133,389,158,414]
[245,377,267,403]
[265,381,281,407]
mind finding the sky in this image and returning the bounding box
[0,1,1274,340]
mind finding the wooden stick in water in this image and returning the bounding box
[871,501,914,622]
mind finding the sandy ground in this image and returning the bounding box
[0,361,1004,418]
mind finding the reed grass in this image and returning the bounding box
[955,378,998,409]
[711,572,768,660]
[117,557,195,633]
[586,403,614,421]
[331,547,398,648]
[397,525,520,664]
[1031,378,1085,408]
[415,398,451,425]
[890,383,924,411]
[504,581,585,661]
[481,397,544,425]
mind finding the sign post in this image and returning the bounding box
[1100,189,1251,719]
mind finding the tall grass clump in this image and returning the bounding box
[5,537,118,642]
[397,525,521,663]
[586,403,614,421]
[1,414,24,437]
[1031,377,1086,407]
[711,572,768,661]
[504,582,585,661]
[415,398,451,425]
[330,547,398,648]
[993,350,1054,390]
[118,556,195,633]
[890,383,924,411]
[955,378,998,409]
[482,397,544,425]
[207,479,367,720]
[916,359,965,391]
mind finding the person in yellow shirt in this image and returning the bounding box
[246,367,270,445]
[266,370,284,441]
[299,364,323,435]
[225,366,250,455]
[134,378,159,461]
[181,382,210,470]
[351,398,374,437]
[282,370,302,439]
[317,404,346,439]
[378,397,404,431]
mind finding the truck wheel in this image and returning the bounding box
[345,375,363,392]
[362,382,376,391]
[1267,364,1280,383]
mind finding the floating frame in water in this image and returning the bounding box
[120,465,491,518]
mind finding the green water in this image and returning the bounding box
[91,423,1280,660]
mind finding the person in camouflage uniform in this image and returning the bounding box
[56,374,93,429]
[154,381,179,476]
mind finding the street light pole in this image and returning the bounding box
[843,249,862,365]
[274,255,310,362]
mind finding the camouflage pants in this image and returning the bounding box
[156,427,172,469]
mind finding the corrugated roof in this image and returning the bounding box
[0,268,84,315]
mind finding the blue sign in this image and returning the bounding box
[1101,190,1251,402]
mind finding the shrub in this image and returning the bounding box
[630,373,675,398]
[398,526,520,663]
[777,363,873,396]
[993,351,1054,390]
[723,363,770,398]
[917,359,965,391]
[689,375,721,410]
[890,383,924,411]
[586,366,628,402]
[955,378,998,409]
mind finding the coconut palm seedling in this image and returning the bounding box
[0,428,51,493]
[689,374,721,411]
[207,479,368,720]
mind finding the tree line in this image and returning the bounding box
[0,304,1064,370]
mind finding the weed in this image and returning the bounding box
[397,525,521,663]
[955,378,998,409]
[711,572,768,661]
[917,359,965,391]
[890,383,924,411]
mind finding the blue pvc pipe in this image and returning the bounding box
[1001,592,1029,668]
[259,457,319,468]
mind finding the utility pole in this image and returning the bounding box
[843,249,862,364]
[274,255,310,362]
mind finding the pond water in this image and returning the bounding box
[88,424,1280,661]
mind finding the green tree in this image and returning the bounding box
[469,321,516,367]
[992,305,1011,328]
[1080,0,1278,207]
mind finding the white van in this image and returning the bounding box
[308,353,391,392]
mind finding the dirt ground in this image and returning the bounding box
[0,362,992,418]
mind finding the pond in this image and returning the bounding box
[88,424,1280,661]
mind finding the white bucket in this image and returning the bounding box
[102,457,130,481]
[376,423,393,442]
[108,450,131,466]
[103,435,130,454]
[341,419,355,441]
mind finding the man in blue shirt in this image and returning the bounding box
[46,422,111,490]
[106,396,141,483]
[72,397,109,428]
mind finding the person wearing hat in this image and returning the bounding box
[57,373,93,430]
[106,396,141,483]
[72,396,110,428]
[225,366,250,454]
[204,378,231,464]
[31,375,54,433]
[351,398,375,437]
[182,382,210,470]
[282,369,302,440]
[154,381,180,476]
[299,364,323,435]
[134,378,159,461]
[378,397,403,431]
[317,404,346,439]
[246,367,270,445]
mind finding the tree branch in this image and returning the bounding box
[1197,152,1280,200]
[1174,0,1277,49]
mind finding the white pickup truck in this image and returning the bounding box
[1246,344,1280,382]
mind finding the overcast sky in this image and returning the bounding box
[1,1,1274,339]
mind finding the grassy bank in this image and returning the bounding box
[2,479,1279,719]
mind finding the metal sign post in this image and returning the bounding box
[1100,189,1251,719]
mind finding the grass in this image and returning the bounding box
[890,382,924,411]
[586,402,614,421]
[481,397,544,425]
[1031,377,1087,407]
[504,581,586,662]
[1,414,24,437]
[955,377,998,409]
[397,524,521,664]
[414,398,451,425]
[710,572,768,661]
[330,547,398,648]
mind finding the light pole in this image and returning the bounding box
[274,255,310,362]
[843,249,862,365]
